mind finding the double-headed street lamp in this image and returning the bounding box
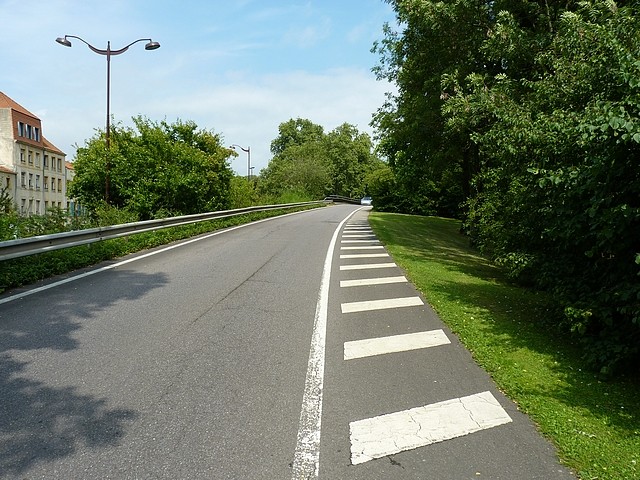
[56,35,160,203]
[230,144,251,179]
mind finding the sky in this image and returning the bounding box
[0,0,397,176]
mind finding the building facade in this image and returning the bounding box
[0,91,69,215]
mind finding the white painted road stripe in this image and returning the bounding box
[340,253,389,259]
[291,207,364,479]
[340,276,407,288]
[340,263,396,271]
[344,330,451,360]
[341,296,423,313]
[349,391,513,465]
[340,246,384,250]
[341,240,380,244]
[342,234,376,238]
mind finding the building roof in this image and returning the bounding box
[0,91,39,120]
[0,91,66,156]
[0,165,16,174]
[43,136,66,156]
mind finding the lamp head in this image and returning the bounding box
[56,36,72,47]
[145,40,160,50]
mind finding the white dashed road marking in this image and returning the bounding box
[340,246,384,250]
[343,329,451,360]
[349,391,513,465]
[341,240,380,244]
[340,253,389,259]
[339,263,396,271]
[340,276,408,288]
[341,296,423,314]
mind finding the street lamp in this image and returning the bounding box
[230,144,251,179]
[55,35,160,203]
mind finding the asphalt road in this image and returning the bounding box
[0,204,575,479]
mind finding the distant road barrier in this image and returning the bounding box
[323,195,361,205]
[0,201,334,261]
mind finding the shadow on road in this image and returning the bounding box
[0,268,168,477]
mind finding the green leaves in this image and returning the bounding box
[260,119,381,200]
[374,0,640,373]
[70,117,233,220]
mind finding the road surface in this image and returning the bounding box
[0,204,575,479]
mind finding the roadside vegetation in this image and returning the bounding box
[370,212,639,480]
[1,116,379,294]
[371,0,640,375]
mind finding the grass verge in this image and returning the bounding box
[369,212,639,480]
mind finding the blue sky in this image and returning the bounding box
[0,0,397,175]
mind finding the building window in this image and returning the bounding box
[36,200,40,214]
[57,158,62,172]
[21,172,26,187]
[44,155,49,169]
[17,122,25,137]
[51,177,56,192]
[28,173,33,189]
[28,152,33,165]
[58,178,62,192]
[21,199,26,213]
[26,124,32,139]
[44,176,49,190]
[20,149,25,163]
[35,175,40,190]
[35,152,40,167]
[34,127,40,142]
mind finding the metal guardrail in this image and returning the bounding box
[323,195,361,205]
[0,201,332,261]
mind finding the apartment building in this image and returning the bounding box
[0,91,69,215]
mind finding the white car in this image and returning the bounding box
[360,196,372,206]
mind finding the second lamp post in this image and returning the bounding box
[230,144,251,179]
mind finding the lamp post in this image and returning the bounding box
[230,144,251,179]
[56,35,160,203]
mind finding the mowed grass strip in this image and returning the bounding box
[369,212,640,480]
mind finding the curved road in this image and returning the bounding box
[0,205,574,479]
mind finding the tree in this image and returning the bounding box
[261,118,383,200]
[270,118,325,157]
[325,123,382,198]
[70,117,233,219]
[372,0,640,372]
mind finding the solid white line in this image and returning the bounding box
[340,276,407,288]
[340,253,389,259]
[344,329,450,360]
[341,296,423,314]
[340,263,396,271]
[342,234,376,238]
[340,246,384,250]
[350,391,513,465]
[291,207,364,479]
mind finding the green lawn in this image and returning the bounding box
[369,212,640,480]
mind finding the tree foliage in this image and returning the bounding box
[70,117,233,220]
[260,118,384,200]
[373,0,640,373]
